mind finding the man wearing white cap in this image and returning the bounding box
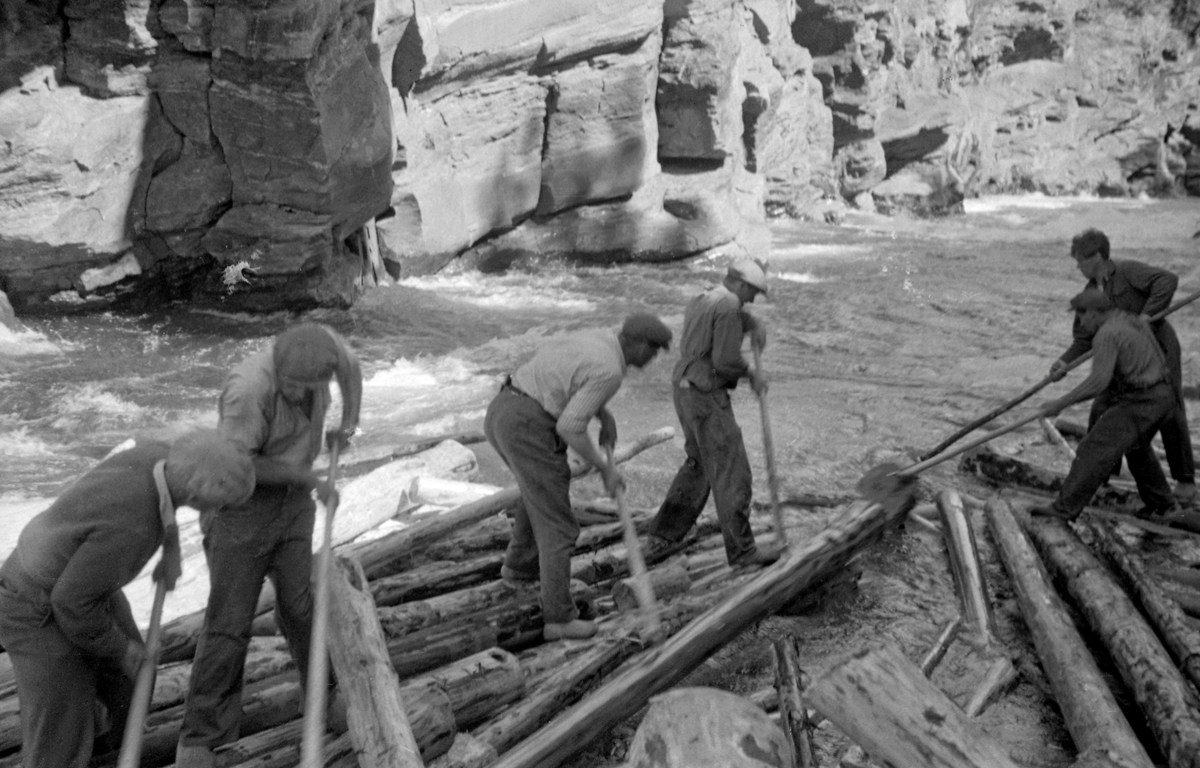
[646,257,780,567]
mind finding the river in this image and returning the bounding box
[2,194,1199,765]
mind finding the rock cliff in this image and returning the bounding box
[0,0,1196,313]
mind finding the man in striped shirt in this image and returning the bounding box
[485,313,673,641]
[1032,289,1177,522]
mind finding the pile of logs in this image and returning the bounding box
[0,428,924,768]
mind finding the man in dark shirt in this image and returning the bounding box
[1033,289,1176,522]
[176,323,361,767]
[1049,228,1195,502]
[0,429,254,768]
[646,257,779,567]
[485,313,673,641]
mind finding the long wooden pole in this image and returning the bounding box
[116,579,167,768]
[752,345,787,549]
[605,445,661,639]
[488,497,911,768]
[922,288,1200,459]
[300,440,342,768]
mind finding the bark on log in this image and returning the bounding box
[1086,521,1200,693]
[773,636,814,768]
[936,490,996,644]
[1025,516,1200,768]
[985,500,1155,767]
[920,616,962,678]
[486,497,914,768]
[805,644,1023,768]
[327,556,424,768]
[372,555,505,607]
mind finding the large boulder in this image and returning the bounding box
[624,687,794,768]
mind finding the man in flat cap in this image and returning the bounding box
[176,324,362,767]
[0,428,255,768]
[646,257,780,568]
[1049,227,1195,502]
[1032,289,1177,522]
[485,312,673,641]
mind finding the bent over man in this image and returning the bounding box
[1032,289,1177,522]
[0,429,254,768]
[647,257,778,567]
[1050,228,1195,502]
[484,313,672,641]
[176,323,361,768]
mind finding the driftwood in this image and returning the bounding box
[773,636,814,768]
[985,500,1154,767]
[486,496,915,768]
[1086,520,1200,693]
[919,616,962,677]
[1025,516,1200,768]
[936,490,996,643]
[805,644,1022,768]
[326,556,423,768]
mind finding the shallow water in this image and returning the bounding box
[3,194,1200,765]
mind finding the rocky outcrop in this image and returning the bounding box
[0,0,1198,313]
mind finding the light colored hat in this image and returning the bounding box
[728,257,768,295]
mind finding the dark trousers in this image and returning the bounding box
[484,386,579,624]
[179,484,317,748]
[649,384,756,564]
[1056,382,1176,517]
[0,573,140,768]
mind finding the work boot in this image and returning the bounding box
[1133,501,1180,519]
[731,544,784,569]
[543,618,597,641]
[1028,505,1077,523]
[642,535,676,561]
[175,743,216,768]
[1173,482,1197,504]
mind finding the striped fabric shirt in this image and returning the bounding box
[1093,310,1167,391]
[511,329,627,434]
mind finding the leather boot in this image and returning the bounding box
[543,618,597,640]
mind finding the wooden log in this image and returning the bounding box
[1025,515,1200,768]
[1167,589,1200,619]
[919,616,962,678]
[485,496,915,768]
[1040,417,1077,460]
[1087,521,1200,693]
[805,643,1022,768]
[350,428,674,581]
[326,555,424,768]
[427,734,498,768]
[963,656,1017,717]
[612,557,690,612]
[371,554,505,607]
[961,446,1137,508]
[773,636,814,768]
[936,490,996,644]
[985,499,1155,767]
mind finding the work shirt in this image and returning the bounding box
[511,329,626,434]
[674,285,751,392]
[1094,311,1168,392]
[0,440,169,660]
[219,341,330,471]
[1061,259,1178,364]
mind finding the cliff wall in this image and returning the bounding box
[0,0,1196,313]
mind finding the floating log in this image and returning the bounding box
[486,496,915,768]
[807,643,1022,767]
[936,490,996,644]
[986,500,1154,765]
[1024,515,1200,768]
[1087,521,1200,693]
[773,635,814,768]
[326,556,424,768]
[920,616,962,678]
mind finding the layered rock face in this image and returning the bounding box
[0,0,1197,313]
